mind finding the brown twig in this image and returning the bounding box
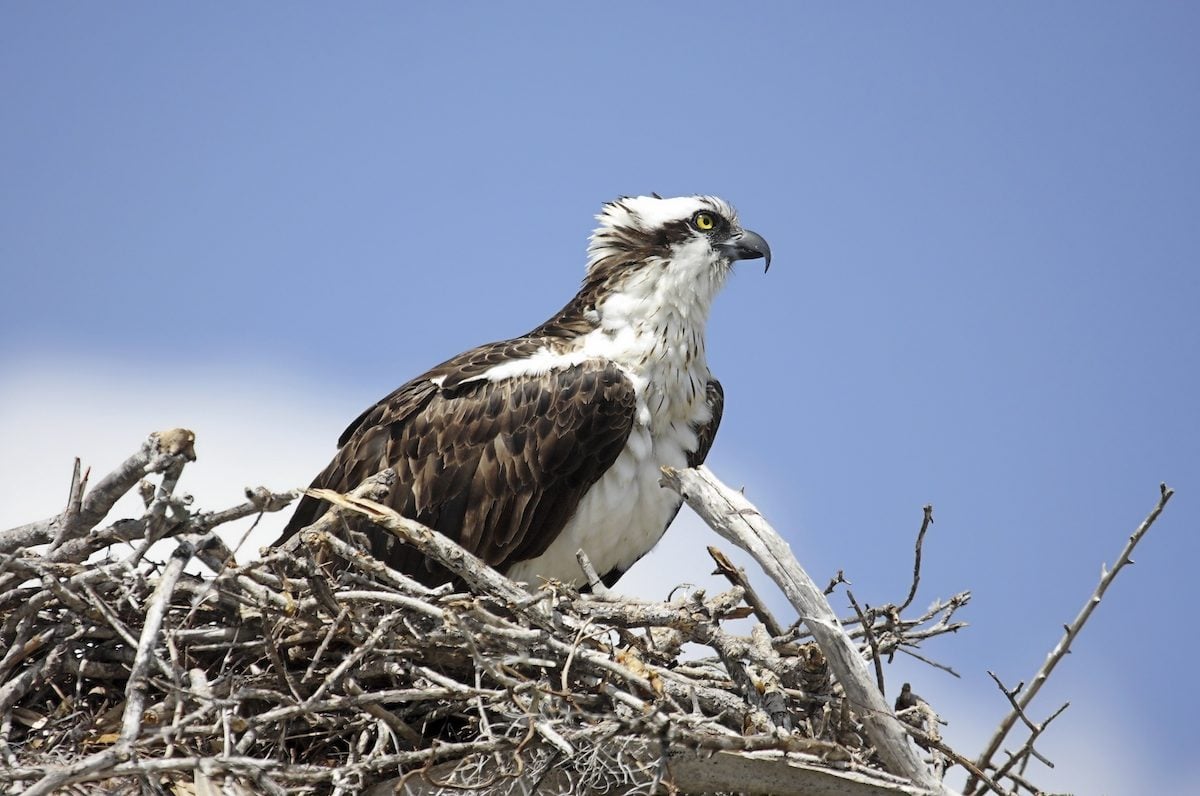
[707,545,785,637]
[847,590,886,697]
[899,505,934,612]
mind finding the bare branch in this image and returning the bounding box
[575,548,610,597]
[968,483,1174,793]
[982,672,1070,791]
[899,504,934,613]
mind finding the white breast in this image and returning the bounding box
[504,404,707,588]
[506,306,713,587]
[486,249,721,588]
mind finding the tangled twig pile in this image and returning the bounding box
[0,430,1172,796]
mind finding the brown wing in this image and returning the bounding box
[276,356,637,585]
[687,378,724,467]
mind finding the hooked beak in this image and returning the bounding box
[719,229,772,272]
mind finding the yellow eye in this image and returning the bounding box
[693,212,715,231]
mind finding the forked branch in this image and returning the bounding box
[967,482,1175,794]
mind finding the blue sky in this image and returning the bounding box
[3,4,1198,793]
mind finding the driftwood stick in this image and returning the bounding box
[193,486,297,535]
[276,469,399,556]
[967,482,1174,794]
[660,464,952,794]
[573,588,745,630]
[119,540,193,745]
[49,458,87,550]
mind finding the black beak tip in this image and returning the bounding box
[738,229,772,273]
[718,229,772,272]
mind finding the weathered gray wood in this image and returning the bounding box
[661,465,953,795]
[380,743,932,796]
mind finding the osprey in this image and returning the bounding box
[276,195,770,588]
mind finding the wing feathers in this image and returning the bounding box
[275,356,637,584]
[688,378,724,468]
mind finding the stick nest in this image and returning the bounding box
[0,430,969,795]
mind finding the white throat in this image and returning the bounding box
[577,249,721,430]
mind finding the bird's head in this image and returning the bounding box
[582,196,771,316]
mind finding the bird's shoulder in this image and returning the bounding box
[337,336,635,447]
[316,339,640,574]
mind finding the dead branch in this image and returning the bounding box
[967,482,1175,794]
[899,504,934,612]
[660,464,953,795]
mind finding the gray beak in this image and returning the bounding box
[720,229,772,272]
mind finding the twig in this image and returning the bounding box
[899,505,934,612]
[968,483,1174,793]
[1005,701,1068,774]
[983,673,1069,789]
[707,545,785,637]
[846,590,886,697]
[904,724,1016,796]
[823,569,849,595]
[896,647,960,679]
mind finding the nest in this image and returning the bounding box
[1,430,977,795]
